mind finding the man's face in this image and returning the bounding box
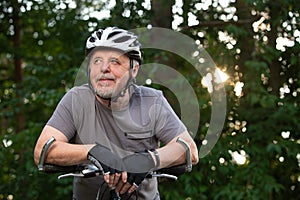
[89,49,138,98]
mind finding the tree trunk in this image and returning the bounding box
[12,0,25,132]
[151,0,174,28]
[266,3,283,95]
[235,0,254,78]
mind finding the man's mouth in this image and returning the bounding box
[96,77,115,85]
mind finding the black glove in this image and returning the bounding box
[123,151,156,186]
[87,144,125,174]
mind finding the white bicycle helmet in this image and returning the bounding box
[86,27,142,64]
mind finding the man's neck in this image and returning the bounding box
[96,91,130,110]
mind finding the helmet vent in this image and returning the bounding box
[114,36,133,43]
[107,31,122,39]
[89,36,96,42]
[96,31,103,39]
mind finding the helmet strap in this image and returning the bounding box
[111,59,135,103]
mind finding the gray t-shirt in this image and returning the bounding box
[47,84,186,200]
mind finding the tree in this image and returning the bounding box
[0,0,93,198]
[0,0,299,199]
[170,0,300,199]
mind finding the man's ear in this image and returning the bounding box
[132,62,140,78]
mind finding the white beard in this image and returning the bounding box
[94,86,115,98]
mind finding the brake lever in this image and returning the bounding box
[150,173,178,180]
[58,172,84,179]
[57,164,102,180]
[146,171,178,181]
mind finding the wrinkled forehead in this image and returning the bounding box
[88,46,129,60]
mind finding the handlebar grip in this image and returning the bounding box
[157,165,187,177]
[42,164,80,173]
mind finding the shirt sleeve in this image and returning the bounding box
[154,94,187,144]
[47,90,76,140]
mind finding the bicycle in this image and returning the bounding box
[37,137,192,200]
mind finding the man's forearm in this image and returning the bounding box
[156,142,187,169]
[34,125,95,166]
[44,142,94,166]
[156,133,199,169]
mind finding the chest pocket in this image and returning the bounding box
[125,131,157,152]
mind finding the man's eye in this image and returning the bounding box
[110,59,120,65]
[93,58,102,65]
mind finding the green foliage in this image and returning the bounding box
[1,0,299,199]
[0,123,73,200]
[0,0,91,199]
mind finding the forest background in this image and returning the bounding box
[0,0,299,199]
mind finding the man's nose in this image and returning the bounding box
[100,61,111,72]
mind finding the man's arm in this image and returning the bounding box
[34,125,94,166]
[34,125,128,187]
[156,130,199,169]
[34,126,198,169]
[115,130,198,194]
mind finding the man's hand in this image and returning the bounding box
[115,151,156,194]
[87,144,126,187]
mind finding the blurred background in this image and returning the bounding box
[0,0,299,199]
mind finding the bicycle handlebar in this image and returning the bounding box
[41,163,186,181]
[42,164,82,173]
[38,137,192,200]
[38,137,191,181]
